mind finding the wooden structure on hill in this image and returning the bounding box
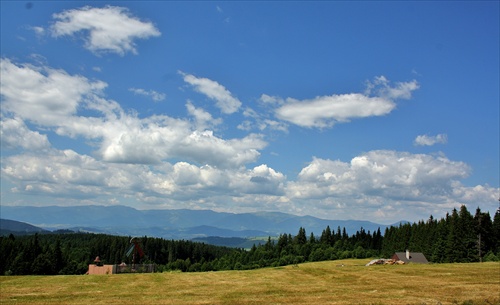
[87,262,156,275]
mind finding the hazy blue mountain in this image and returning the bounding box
[0,205,394,240]
[0,219,49,235]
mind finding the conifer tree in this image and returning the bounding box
[492,207,500,254]
[296,227,307,245]
[458,205,477,262]
[320,226,332,245]
[474,208,494,261]
[431,217,448,263]
[446,208,462,262]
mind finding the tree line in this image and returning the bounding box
[1,205,499,275]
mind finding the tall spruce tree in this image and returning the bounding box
[446,208,462,262]
[458,205,477,262]
[320,226,332,246]
[493,207,500,254]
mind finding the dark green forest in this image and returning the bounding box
[1,205,499,275]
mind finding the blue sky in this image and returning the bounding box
[1,1,498,224]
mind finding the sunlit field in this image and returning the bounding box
[1,259,498,305]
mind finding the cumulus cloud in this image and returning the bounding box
[0,117,51,151]
[186,101,222,130]
[2,146,496,223]
[245,164,286,195]
[50,6,160,55]
[172,131,266,168]
[414,134,448,146]
[0,58,107,125]
[180,71,242,114]
[1,149,285,205]
[90,115,266,167]
[282,150,500,221]
[129,87,166,102]
[0,59,266,168]
[2,150,110,198]
[290,150,470,200]
[1,58,496,222]
[274,76,419,128]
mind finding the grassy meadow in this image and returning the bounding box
[1,259,499,305]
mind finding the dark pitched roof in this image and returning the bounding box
[393,252,429,264]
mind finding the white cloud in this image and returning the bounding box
[365,76,420,100]
[0,59,266,168]
[290,150,471,200]
[1,149,285,205]
[1,59,496,223]
[50,6,161,55]
[244,164,286,195]
[186,101,222,130]
[259,94,285,105]
[274,76,419,128]
[91,115,266,168]
[2,150,110,198]
[31,26,45,36]
[0,58,107,125]
[180,72,242,114]
[283,150,499,222]
[129,87,166,102]
[275,94,395,128]
[3,147,496,223]
[239,107,288,132]
[172,131,266,168]
[0,117,51,151]
[414,134,448,146]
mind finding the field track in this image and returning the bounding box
[1,259,499,305]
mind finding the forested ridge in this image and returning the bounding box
[1,205,499,275]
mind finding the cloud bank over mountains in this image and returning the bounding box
[1,4,498,224]
[2,55,496,223]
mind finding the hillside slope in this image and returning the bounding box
[0,260,498,304]
[0,219,48,235]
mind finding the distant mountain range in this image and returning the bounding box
[0,205,399,240]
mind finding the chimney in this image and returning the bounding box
[406,250,411,260]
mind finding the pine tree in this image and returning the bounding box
[371,228,382,253]
[446,209,462,262]
[492,207,500,254]
[342,227,348,241]
[458,205,477,262]
[431,217,448,263]
[296,227,307,245]
[320,226,332,245]
[52,239,64,274]
[474,208,494,261]
[309,232,316,244]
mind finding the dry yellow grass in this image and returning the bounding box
[1,259,499,305]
